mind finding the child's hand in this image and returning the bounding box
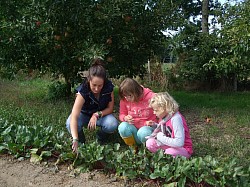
[124,115,134,124]
[146,120,155,126]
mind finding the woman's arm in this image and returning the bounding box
[88,91,115,130]
[70,94,85,140]
[99,91,115,116]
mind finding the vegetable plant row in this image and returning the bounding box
[0,118,249,187]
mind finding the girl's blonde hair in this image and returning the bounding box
[149,92,179,115]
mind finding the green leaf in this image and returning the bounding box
[30,153,42,163]
[178,176,186,187]
[0,145,7,152]
[150,172,161,179]
[214,167,224,173]
[1,125,13,135]
[54,143,62,150]
[164,182,177,187]
[40,151,52,158]
[30,148,39,154]
[205,176,219,186]
[113,143,120,151]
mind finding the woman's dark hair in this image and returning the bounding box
[87,58,107,82]
[119,78,143,102]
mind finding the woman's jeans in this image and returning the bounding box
[118,122,153,144]
[66,112,118,143]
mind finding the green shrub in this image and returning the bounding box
[46,81,69,100]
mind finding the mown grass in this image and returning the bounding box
[0,77,249,168]
[172,91,250,167]
[0,78,72,131]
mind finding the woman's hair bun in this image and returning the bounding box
[92,58,105,67]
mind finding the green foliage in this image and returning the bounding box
[165,0,249,91]
[30,148,52,164]
[1,0,216,94]
[0,117,67,158]
[46,81,70,100]
[0,0,187,87]
[170,30,222,89]
[0,65,18,80]
[0,117,249,186]
[203,0,250,88]
[0,78,249,186]
[56,145,250,186]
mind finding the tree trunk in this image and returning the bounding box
[202,0,209,33]
[147,59,151,81]
[65,79,72,97]
[233,74,238,91]
[64,74,72,97]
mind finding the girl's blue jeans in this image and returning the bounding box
[118,122,153,144]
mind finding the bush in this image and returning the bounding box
[46,81,69,100]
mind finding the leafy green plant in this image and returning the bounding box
[0,78,249,186]
[0,115,249,186]
[46,81,70,100]
[0,118,67,158]
[30,148,52,164]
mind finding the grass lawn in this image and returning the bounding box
[0,77,249,168]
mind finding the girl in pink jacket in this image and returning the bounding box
[118,78,157,152]
[145,92,193,158]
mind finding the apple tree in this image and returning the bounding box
[203,0,250,91]
[1,0,202,94]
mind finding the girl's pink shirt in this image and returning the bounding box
[119,87,157,129]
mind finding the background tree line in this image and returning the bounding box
[0,0,249,95]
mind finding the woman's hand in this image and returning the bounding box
[124,115,134,124]
[88,115,97,130]
[72,140,78,153]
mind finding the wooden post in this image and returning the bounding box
[148,59,151,81]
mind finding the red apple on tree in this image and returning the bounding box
[36,21,41,27]
[78,57,83,62]
[54,44,61,49]
[124,16,132,23]
[107,56,113,62]
[106,37,112,45]
[54,35,61,41]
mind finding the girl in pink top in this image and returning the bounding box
[118,78,157,151]
[145,92,193,158]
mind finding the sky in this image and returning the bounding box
[219,0,226,4]
[218,0,244,5]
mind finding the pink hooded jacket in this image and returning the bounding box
[119,87,157,129]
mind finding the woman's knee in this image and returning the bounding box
[65,113,86,133]
[101,114,118,133]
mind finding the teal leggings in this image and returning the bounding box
[118,122,153,144]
